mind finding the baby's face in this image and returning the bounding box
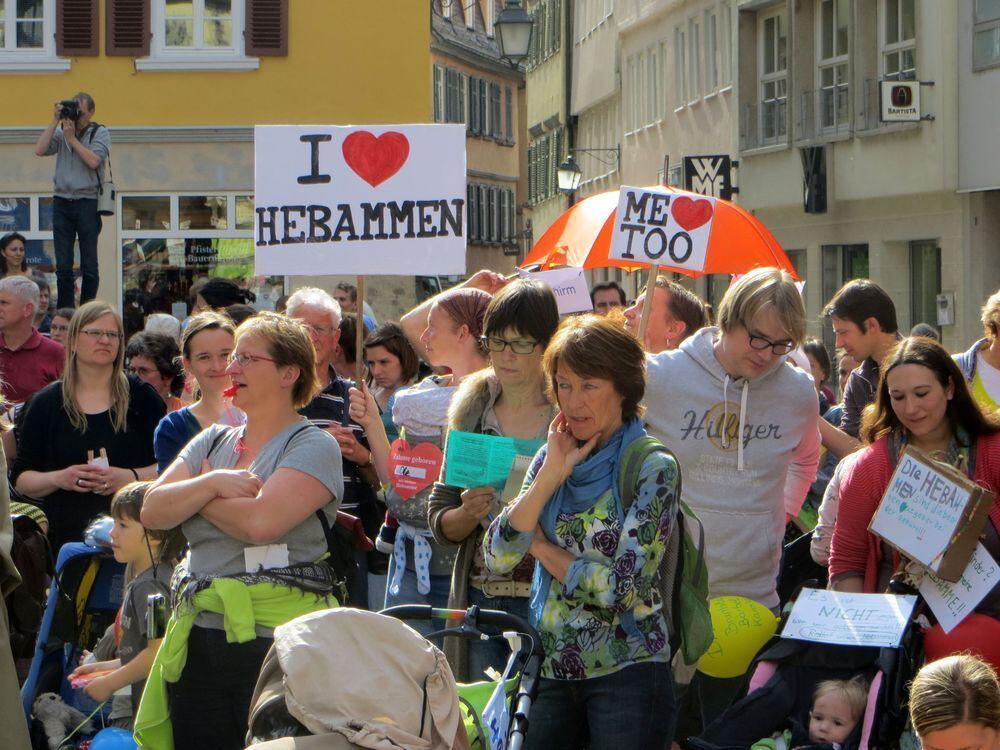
[809,693,859,745]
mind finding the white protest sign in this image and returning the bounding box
[869,451,974,575]
[517,267,592,314]
[920,543,1000,633]
[609,186,716,272]
[781,589,917,648]
[254,124,467,276]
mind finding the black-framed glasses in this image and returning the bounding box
[747,332,795,356]
[480,336,540,355]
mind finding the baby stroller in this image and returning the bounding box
[246,604,543,750]
[20,535,125,735]
[684,591,924,750]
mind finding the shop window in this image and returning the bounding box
[122,196,170,231]
[179,195,228,230]
[821,243,869,354]
[235,195,254,230]
[910,240,940,332]
[0,194,61,297]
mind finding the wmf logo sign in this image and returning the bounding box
[683,155,734,200]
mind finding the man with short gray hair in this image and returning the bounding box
[0,277,64,403]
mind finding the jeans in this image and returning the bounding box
[383,554,450,638]
[167,625,272,750]
[466,587,532,681]
[525,661,676,750]
[52,196,101,308]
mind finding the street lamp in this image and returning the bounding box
[557,155,583,192]
[495,0,533,67]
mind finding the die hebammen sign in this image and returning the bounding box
[254,124,467,276]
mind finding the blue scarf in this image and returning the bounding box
[529,418,646,626]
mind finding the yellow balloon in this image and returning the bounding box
[696,596,778,679]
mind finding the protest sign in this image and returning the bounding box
[781,589,917,648]
[388,439,443,500]
[254,124,467,276]
[444,431,544,491]
[869,446,994,581]
[517,267,593,314]
[919,542,1000,633]
[609,186,716,273]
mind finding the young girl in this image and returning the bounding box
[69,482,184,721]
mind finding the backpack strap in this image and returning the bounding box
[618,435,667,512]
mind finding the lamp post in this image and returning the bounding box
[557,146,620,194]
[495,0,533,67]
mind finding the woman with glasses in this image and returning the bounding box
[139,312,343,750]
[424,279,559,681]
[48,307,74,346]
[351,284,492,626]
[11,302,165,552]
[152,311,245,473]
[125,330,186,412]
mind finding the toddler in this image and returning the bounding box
[807,677,868,747]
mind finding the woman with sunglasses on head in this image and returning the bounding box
[138,312,343,750]
[425,279,559,681]
[152,311,245,473]
[11,302,165,553]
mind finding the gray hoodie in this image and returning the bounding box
[644,327,821,609]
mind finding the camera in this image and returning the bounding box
[58,99,81,122]
[146,593,168,640]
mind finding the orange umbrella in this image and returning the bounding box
[523,186,798,279]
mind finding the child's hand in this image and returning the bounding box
[69,662,98,678]
[83,674,115,703]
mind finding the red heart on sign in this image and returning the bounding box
[342,131,410,187]
[671,196,715,231]
[387,439,443,500]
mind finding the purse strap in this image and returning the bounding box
[87,122,113,182]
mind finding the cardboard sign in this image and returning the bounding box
[444,431,544,491]
[919,542,1000,633]
[387,439,443,500]
[869,446,994,581]
[609,186,716,272]
[516,267,593,314]
[781,589,917,648]
[254,124,467,276]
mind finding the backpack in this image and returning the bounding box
[6,512,53,659]
[618,436,713,665]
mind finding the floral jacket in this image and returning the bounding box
[483,449,679,680]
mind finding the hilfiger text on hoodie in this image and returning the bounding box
[679,402,784,450]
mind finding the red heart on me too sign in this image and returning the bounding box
[341,131,410,188]
[388,439,443,500]
[670,196,714,232]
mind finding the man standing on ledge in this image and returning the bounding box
[34,93,110,308]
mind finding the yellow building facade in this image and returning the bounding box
[0,1,431,333]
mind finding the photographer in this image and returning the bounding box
[34,93,110,309]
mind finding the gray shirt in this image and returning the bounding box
[118,563,172,717]
[42,123,110,199]
[178,421,344,628]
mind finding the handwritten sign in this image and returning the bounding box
[254,124,467,276]
[444,431,544,491]
[609,186,716,272]
[781,589,917,648]
[869,447,994,581]
[920,542,1000,633]
[517,267,593,314]
[387,439,443,500]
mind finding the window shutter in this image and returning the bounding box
[492,187,502,241]
[106,0,149,56]
[58,0,99,56]
[553,0,561,50]
[479,79,488,136]
[505,86,513,143]
[501,189,510,241]
[527,144,535,203]
[491,83,501,138]
[467,184,475,240]
[507,189,515,240]
[459,73,467,125]
[479,185,488,242]
[470,76,480,134]
[433,65,443,123]
[246,0,288,57]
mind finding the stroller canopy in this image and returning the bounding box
[249,608,470,750]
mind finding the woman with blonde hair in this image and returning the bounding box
[138,311,343,750]
[956,289,1000,412]
[909,655,1000,750]
[12,302,164,552]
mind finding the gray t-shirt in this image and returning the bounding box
[118,563,172,717]
[178,421,344,580]
[43,123,110,199]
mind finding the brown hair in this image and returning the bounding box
[543,312,646,420]
[909,655,1000,736]
[111,481,186,567]
[861,337,1000,445]
[483,278,560,347]
[653,276,709,342]
[235,311,319,409]
[435,288,492,355]
[365,322,419,388]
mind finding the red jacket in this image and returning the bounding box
[829,431,1000,591]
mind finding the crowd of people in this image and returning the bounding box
[1,264,1000,750]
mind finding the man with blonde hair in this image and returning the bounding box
[0,276,64,403]
[643,267,820,730]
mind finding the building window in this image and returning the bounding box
[0,195,58,291]
[910,240,941,332]
[705,7,719,93]
[720,0,733,87]
[688,15,701,103]
[0,0,67,70]
[821,244,869,353]
[675,25,688,108]
[882,0,916,80]
[817,0,850,131]
[120,192,284,340]
[648,46,660,122]
[142,0,256,70]
[759,8,788,143]
[974,0,1000,70]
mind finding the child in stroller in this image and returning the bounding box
[751,676,868,750]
